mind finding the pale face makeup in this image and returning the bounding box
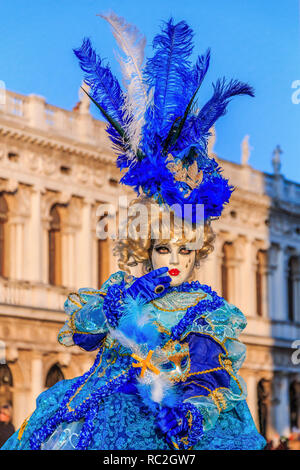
[151,239,196,286]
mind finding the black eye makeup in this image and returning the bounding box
[179,247,192,255]
[153,244,193,255]
[127,260,138,267]
[154,245,170,254]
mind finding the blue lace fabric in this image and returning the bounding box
[2,271,266,451]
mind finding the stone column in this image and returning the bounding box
[230,236,246,308]
[41,218,51,284]
[240,237,257,317]
[205,234,224,294]
[225,258,238,304]
[275,246,289,321]
[61,227,76,288]
[266,244,279,320]
[292,257,300,323]
[29,353,44,414]
[25,185,44,282]
[7,216,26,280]
[273,373,290,438]
[258,254,269,319]
[59,198,82,288]
[1,184,30,281]
[77,198,93,288]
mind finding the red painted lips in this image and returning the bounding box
[169,268,180,276]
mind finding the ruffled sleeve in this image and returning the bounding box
[182,300,248,433]
[58,271,127,351]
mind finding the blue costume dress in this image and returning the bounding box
[2,271,266,450]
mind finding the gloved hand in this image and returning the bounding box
[156,404,204,450]
[103,267,171,328]
[156,406,189,449]
[126,267,172,304]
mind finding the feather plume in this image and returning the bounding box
[100,12,148,151]
[136,375,180,407]
[74,38,125,123]
[163,48,211,152]
[144,19,194,134]
[190,77,255,138]
[74,38,129,153]
[115,293,161,349]
[74,17,254,223]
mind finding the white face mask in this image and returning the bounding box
[151,239,196,286]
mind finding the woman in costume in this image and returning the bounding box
[2,13,266,451]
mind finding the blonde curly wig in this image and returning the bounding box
[113,197,216,277]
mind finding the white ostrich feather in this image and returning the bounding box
[100,11,148,151]
[108,327,172,404]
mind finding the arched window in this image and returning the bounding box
[0,364,13,408]
[287,256,299,322]
[221,242,233,301]
[0,195,8,277]
[45,363,64,389]
[289,381,300,431]
[257,378,271,438]
[48,204,62,286]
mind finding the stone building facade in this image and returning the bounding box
[0,88,299,443]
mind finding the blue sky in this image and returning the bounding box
[1,0,299,183]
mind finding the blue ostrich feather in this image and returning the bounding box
[144,19,194,135]
[191,49,211,89]
[74,38,127,125]
[182,77,255,142]
[165,48,211,153]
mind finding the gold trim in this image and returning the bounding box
[153,321,171,336]
[171,439,180,450]
[186,366,223,378]
[66,347,105,411]
[69,307,81,333]
[210,389,227,413]
[67,292,86,308]
[78,290,107,296]
[18,414,32,441]
[66,342,133,412]
[161,339,191,383]
[151,292,207,312]
[183,386,225,402]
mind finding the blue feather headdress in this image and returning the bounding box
[74,13,254,223]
